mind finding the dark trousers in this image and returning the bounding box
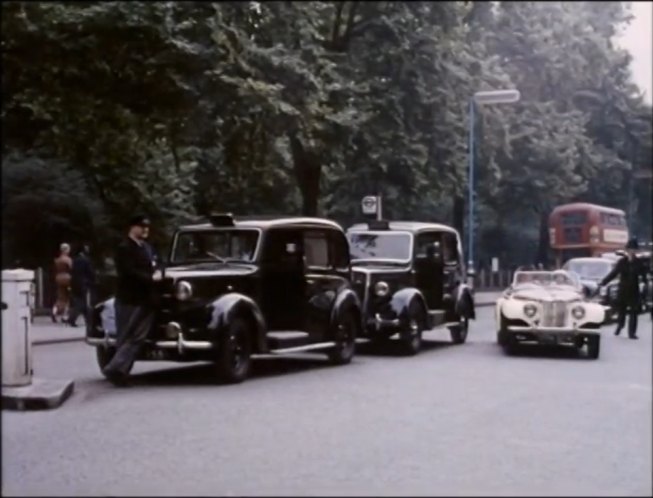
[68,290,90,326]
[103,301,155,378]
[615,303,638,337]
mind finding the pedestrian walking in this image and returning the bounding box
[67,243,96,328]
[599,237,649,339]
[52,242,73,323]
[101,215,155,386]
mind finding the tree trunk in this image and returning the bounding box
[536,209,550,268]
[290,134,321,217]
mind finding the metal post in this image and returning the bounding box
[377,193,383,221]
[36,268,41,309]
[467,98,475,270]
[2,269,34,387]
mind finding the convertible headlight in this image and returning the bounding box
[571,306,585,320]
[176,280,193,301]
[523,304,538,318]
[374,281,390,297]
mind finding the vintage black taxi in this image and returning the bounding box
[346,220,475,354]
[86,215,362,383]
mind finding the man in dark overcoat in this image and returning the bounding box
[599,237,649,339]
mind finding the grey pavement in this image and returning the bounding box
[27,291,504,347]
[3,307,651,496]
[30,317,86,346]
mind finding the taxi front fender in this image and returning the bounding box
[389,288,427,325]
[207,293,267,353]
[330,289,362,334]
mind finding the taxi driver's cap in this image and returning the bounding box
[129,215,151,227]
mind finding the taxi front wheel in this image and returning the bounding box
[328,311,357,365]
[399,301,425,356]
[215,317,252,383]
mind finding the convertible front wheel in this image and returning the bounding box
[587,336,600,360]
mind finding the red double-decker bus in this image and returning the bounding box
[549,202,629,267]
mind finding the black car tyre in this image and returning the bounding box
[328,310,357,365]
[497,314,509,346]
[96,346,117,377]
[215,317,252,383]
[587,335,600,360]
[400,301,425,356]
[449,316,469,344]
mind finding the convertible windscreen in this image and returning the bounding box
[348,232,412,261]
[565,261,613,280]
[513,271,577,287]
[172,230,259,263]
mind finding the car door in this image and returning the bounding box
[441,231,461,295]
[413,231,443,309]
[259,228,307,331]
[303,228,343,339]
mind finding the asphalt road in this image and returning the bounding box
[3,307,652,496]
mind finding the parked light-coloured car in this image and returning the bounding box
[495,270,605,358]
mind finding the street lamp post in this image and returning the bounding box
[467,89,520,278]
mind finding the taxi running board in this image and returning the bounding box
[266,341,337,355]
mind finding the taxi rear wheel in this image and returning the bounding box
[449,316,469,344]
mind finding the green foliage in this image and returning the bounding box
[1,0,651,269]
[1,153,111,267]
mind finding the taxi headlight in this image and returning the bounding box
[176,280,193,301]
[165,321,181,339]
[572,306,585,320]
[374,281,390,297]
[523,303,538,318]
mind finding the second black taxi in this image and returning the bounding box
[346,220,475,354]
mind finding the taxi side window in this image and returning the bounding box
[304,230,330,269]
[329,230,350,270]
[442,233,458,265]
[415,232,440,257]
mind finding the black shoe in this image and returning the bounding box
[629,335,639,340]
[105,372,131,387]
[614,329,621,336]
[67,320,78,327]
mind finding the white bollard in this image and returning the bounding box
[2,269,34,387]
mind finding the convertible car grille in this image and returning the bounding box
[541,301,567,327]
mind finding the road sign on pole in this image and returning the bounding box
[362,196,379,216]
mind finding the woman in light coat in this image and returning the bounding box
[52,243,73,323]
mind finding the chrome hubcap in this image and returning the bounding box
[229,333,244,369]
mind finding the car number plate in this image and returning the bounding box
[539,334,557,345]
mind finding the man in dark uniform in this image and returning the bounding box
[68,243,96,328]
[102,215,156,385]
[599,237,648,339]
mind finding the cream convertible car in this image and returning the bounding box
[495,270,605,358]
